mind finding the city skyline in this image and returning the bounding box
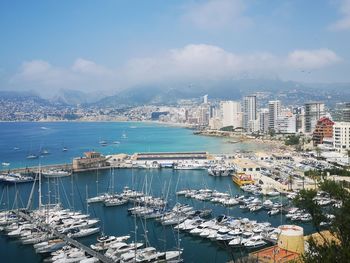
[1,0,350,96]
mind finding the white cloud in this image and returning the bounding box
[9,45,342,94]
[329,0,350,31]
[286,49,341,69]
[182,0,252,30]
[72,58,112,76]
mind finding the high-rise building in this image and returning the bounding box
[243,95,257,132]
[220,101,242,128]
[275,115,297,134]
[198,105,209,125]
[343,102,350,122]
[259,108,269,133]
[304,102,326,133]
[312,117,334,146]
[203,94,208,104]
[268,100,281,130]
[333,122,350,152]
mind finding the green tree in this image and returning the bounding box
[285,134,300,146]
[305,169,322,188]
[293,180,350,263]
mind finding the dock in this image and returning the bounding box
[0,163,72,174]
[14,210,114,263]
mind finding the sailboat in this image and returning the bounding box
[87,168,111,203]
[104,168,128,207]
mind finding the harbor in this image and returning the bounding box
[0,122,339,262]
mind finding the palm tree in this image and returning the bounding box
[307,169,321,189]
[288,174,294,191]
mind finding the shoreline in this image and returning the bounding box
[0,119,192,128]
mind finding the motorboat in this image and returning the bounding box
[244,235,267,249]
[266,190,280,197]
[42,169,71,178]
[90,235,130,251]
[67,227,100,238]
[26,154,38,159]
[267,208,280,216]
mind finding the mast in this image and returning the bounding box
[47,176,51,207]
[38,163,42,208]
[26,171,38,210]
[86,184,89,214]
[71,172,75,211]
[96,167,99,196]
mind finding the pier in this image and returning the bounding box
[0,163,72,174]
[14,210,114,263]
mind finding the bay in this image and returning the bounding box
[0,122,310,263]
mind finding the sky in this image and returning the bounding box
[0,0,350,96]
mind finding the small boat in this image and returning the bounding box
[62,147,68,152]
[268,208,280,216]
[13,147,20,150]
[99,140,108,146]
[41,149,50,155]
[121,132,127,139]
[112,141,120,144]
[1,162,10,166]
[26,154,38,159]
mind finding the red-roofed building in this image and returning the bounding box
[312,117,334,146]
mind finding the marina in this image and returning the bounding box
[0,122,335,262]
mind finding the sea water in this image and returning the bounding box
[0,122,311,263]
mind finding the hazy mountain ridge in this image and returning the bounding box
[1,79,350,107]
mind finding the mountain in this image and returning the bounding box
[50,89,108,105]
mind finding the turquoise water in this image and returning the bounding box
[0,122,266,169]
[0,122,310,263]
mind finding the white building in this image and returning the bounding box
[243,95,257,132]
[268,100,281,130]
[333,122,350,152]
[203,94,208,104]
[304,102,325,133]
[259,108,269,133]
[209,117,223,130]
[276,115,297,134]
[248,119,260,133]
[220,101,242,128]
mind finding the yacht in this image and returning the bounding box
[266,190,280,197]
[0,173,35,183]
[41,149,50,155]
[42,169,71,178]
[244,235,267,249]
[67,227,100,238]
[87,193,112,203]
[268,208,280,216]
[1,162,10,166]
[174,161,206,170]
[26,154,38,159]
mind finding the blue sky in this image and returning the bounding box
[1,0,350,95]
